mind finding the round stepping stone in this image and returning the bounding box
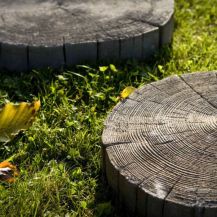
[0,0,174,72]
[102,71,217,217]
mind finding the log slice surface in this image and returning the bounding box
[0,0,173,71]
[102,71,217,217]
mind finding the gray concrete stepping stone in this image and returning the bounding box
[0,0,174,72]
[102,71,217,217]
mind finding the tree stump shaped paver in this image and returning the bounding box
[102,71,217,217]
[0,0,174,72]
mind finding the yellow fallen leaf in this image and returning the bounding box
[0,161,19,183]
[0,100,40,142]
[120,86,136,99]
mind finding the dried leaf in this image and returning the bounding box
[120,86,136,99]
[0,161,19,183]
[0,100,40,142]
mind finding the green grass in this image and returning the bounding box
[1,0,217,216]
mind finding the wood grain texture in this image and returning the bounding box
[102,71,217,217]
[65,41,97,65]
[28,45,65,70]
[0,0,174,72]
[0,43,27,72]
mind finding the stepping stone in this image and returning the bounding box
[102,71,217,217]
[0,0,174,72]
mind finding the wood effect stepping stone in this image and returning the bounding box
[0,0,174,72]
[102,71,217,217]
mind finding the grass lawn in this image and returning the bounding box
[0,0,217,216]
